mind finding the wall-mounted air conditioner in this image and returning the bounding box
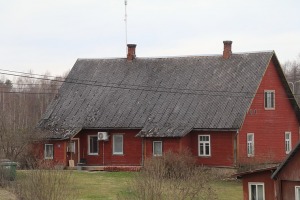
[98,132,109,141]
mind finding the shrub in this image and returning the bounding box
[119,150,217,200]
[14,169,77,200]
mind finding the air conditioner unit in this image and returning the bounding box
[98,132,109,141]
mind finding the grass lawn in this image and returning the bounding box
[213,180,243,200]
[71,171,133,200]
[13,170,242,200]
[71,171,242,200]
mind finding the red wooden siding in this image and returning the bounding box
[74,129,142,166]
[279,180,300,200]
[241,170,275,200]
[188,131,235,167]
[238,60,299,165]
[35,140,67,166]
[276,149,300,181]
[143,131,235,167]
[275,148,300,200]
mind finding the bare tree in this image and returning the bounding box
[0,71,67,167]
[283,54,300,103]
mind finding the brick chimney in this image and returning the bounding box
[127,44,136,61]
[223,41,232,59]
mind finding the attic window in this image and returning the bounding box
[264,90,275,110]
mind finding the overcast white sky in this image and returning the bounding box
[0,0,300,76]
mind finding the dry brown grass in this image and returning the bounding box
[0,188,16,200]
[119,150,217,200]
[14,169,77,200]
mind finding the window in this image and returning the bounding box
[247,133,254,157]
[198,135,211,156]
[249,183,265,200]
[113,134,123,155]
[88,135,98,155]
[44,144,53,159]
[67,142,75,153]
[264,90,275,109]
[153,141,162,156]
[295,186,300,200]
[285,132,292,154]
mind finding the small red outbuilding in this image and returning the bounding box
[237,141,300,200]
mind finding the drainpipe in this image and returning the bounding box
[234,130,239,167]
[103,141,105,166]
[141,137,144,166]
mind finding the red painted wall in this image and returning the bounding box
[275,149,300,200]
[74,129,142,166]
[35,140,67,167]
[241,170,275,200]
[238,59,299,165]
[144,137,181,158]
[276,149,300,181]
[143,131,235,167]
[189,131,235,167]
[280,180,300,200]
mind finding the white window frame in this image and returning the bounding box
[264,90,275,110]
[153,141,163,156]
[285,132,292,154]
[88,135,98,155]
[247,133,254,157]
[248,182,265,200]
[113,134,124,155]
[198,135,211,156]
[295,186,300,200]
[44,144,54,159]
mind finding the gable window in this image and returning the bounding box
[113,134,123,155]
[295,186,300,200]
[249,183,265,200]
[44,144,54,159]
[264,90,275,110]
[88,135,98,155]
[198,135,211,156]
[247,133,254,157]
[285,132,292,154]
[153,141,162,156]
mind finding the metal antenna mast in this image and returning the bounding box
[124,0,128,53]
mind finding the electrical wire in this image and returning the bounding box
[0,68,298,99]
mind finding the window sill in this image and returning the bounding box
[113,153,124,156]
[88,153,99,156]
[198,155,211,158]
[264,108,275,110]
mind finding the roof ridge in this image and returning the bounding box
[77,51,274,60]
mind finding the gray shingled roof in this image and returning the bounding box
[38,52,280,138]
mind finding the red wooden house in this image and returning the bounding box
[236,141,300,200]
[36,41,300,169]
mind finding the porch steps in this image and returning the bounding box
[81,166,105,171]
[77,165,142,172]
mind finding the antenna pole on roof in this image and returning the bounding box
[124,0,128,54]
